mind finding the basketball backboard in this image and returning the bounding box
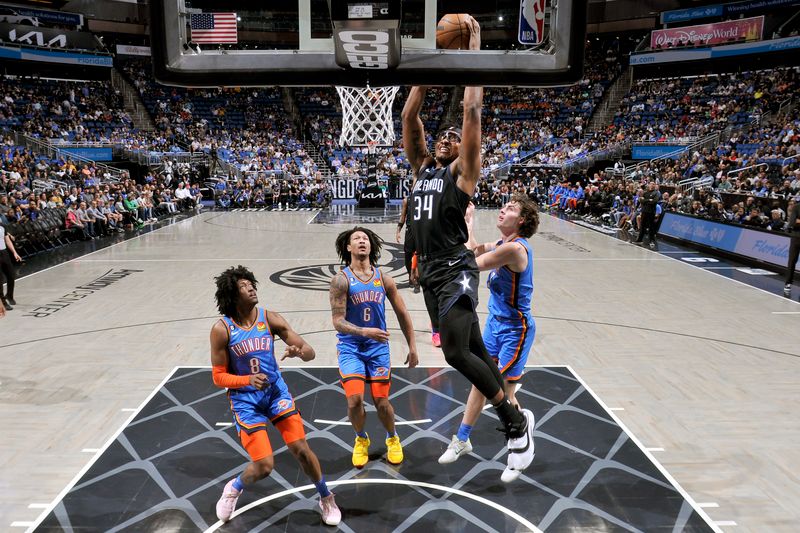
[150,0,587,88]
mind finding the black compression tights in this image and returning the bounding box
[439,298,505,400]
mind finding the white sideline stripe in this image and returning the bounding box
[645,447,665,452]
[314,418,432,426]
[567,365,724,533]
[11,522,35,528]
[24,368,180,533]
[16,212,204,282]
[27,504,49,509]
[714,521,738,527]
[698,502,720,508]
[215,422,233,427]
[81,448,100,453]
[203,478,542,533]
[771,311,800,315]
[660,251,699,254]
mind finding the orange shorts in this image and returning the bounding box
[342,378,390,399]
[239,413,306,462]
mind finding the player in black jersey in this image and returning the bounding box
[400,16,534,481]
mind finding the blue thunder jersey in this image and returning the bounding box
[487,238,534,320]
[221,307,280,393]
[337,266,387,346]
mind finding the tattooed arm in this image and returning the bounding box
[329,272,389,342]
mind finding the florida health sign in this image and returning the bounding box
[659,212,799,271]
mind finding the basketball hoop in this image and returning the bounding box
[336,85,400,147]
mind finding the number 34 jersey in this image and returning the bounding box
[409,163,470,256]
[336,266,387,349]
[222,307,280,393]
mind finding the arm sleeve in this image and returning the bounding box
[212,365,251,389]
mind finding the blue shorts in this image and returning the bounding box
[337,341,391,396]
[483,315,535,382]
[228,374,298,435]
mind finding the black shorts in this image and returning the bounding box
[419,247,480,320]
[403,229,415,273]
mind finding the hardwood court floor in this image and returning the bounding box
[1,209,799,531]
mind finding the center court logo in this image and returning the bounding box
[270,242,409,292]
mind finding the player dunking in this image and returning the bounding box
[330,227,418,468]
[210,266,341,526]
[439,196,539,482]
[400,16,535,480]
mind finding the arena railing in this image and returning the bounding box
[15,132,126,182]
[726,162,771,180]
[782,154,799,167]
[623,130,722,181]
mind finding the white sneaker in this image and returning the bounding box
[438,435,473,464]
[504,409,535,482]
[318,493,342,526]
[785,284,792,296]
[215,478,242,522]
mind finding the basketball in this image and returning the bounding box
[436,13,471,49]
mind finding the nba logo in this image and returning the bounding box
[518,0,546,45]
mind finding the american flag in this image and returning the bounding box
[189,12,238,44]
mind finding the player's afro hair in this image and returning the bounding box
[214,265,258,318]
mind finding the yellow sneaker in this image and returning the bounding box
[352,435,370,468]
[385,435,403,465]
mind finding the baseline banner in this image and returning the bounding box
[60,147,113,161]
[631,145,688,160]
[650,16,763,49]
[331,178,359,200]
[658,212,799,271]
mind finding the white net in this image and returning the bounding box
[336,85,400,147]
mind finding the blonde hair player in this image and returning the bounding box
[439,195,540,482]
